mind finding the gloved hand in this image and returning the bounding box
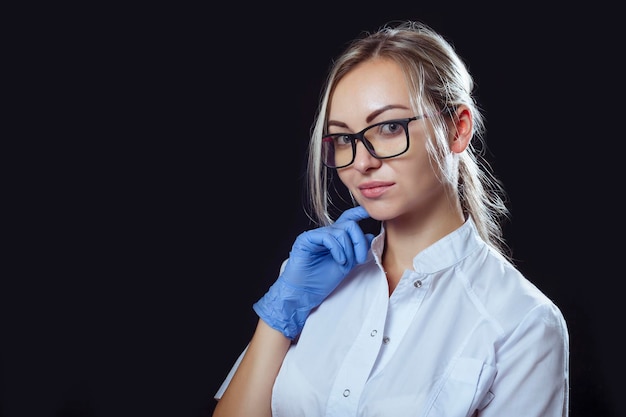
[253,206,374,339]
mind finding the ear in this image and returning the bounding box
[449,106,472,154]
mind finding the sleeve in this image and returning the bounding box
[480,302,570,417]
[214,345,249,400]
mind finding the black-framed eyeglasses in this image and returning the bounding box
[321,116,421,169]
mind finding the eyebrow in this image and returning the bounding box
[327,104,411,129]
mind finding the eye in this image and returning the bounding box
[378,121,404,137]
[326,134,352,146]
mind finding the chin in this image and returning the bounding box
[360,205,395,222]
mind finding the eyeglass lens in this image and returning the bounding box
[322,119,410,168]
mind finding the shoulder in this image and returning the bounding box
[462,245,567,336]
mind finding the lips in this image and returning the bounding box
[358,181,394,198]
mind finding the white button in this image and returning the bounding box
[370,330,377,337]
[343,389,351,397]
[383,337,390,344]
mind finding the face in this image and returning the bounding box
[328,58,449,223]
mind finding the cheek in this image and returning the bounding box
[336,169,363,203]
[396,150,442,189]
[400,144,431,175]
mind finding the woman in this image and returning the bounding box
[213,20,569,417]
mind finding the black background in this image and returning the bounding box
[3,3,622,417]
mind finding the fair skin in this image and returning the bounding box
[330,58,472,292]
[213,319,290,417]
[213,57,473,417]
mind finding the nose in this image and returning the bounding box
[352,139,381,172]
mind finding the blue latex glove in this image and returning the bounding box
[253,206,374,339]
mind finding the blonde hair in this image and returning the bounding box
[306,20,511,259]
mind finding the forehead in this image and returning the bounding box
[329,58,411,121]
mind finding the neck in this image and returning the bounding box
[381,195,464,294]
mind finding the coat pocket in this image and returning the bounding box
[424,357,496,417]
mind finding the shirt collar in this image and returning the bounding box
[370,217,483,274]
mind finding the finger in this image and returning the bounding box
[293,228,348,266]
[341,221,370,263]
[331,216,372,263]
[325,224,371,266]
[335,206,370,224]
[334,206,372,262]
[320,232,354,267]
[294,206,371,265]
